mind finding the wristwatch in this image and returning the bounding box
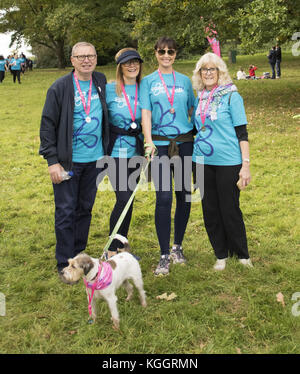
[243,158,250,163]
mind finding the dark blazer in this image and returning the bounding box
[39,70,109,170]
[275,47,282,62]
[268,49,276,64]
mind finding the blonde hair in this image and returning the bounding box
[71,42,96,56]
[115,48,142,97]
[192,52,232,91]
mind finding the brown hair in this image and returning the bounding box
[115,48,143,97]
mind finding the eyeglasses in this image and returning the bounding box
[122,59,141,67]
[72,55,97,62]
[157,49,176,56]
[200,67,218,74]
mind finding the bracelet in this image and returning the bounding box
[243,158,250,163]
[144,143,156,149]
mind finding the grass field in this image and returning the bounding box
[0,52,299,354]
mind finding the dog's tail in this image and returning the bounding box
[113,234,131,252]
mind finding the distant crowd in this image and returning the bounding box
[0,52,33,84]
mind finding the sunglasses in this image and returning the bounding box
[157,49,176,56]
[122,58,141,67]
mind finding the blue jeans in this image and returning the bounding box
[53,161,103,269]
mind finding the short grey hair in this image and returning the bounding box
[71,42,96,56]
[192,52,232,91]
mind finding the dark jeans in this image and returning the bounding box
[108,157,140,251]
[53,161,103,270]
[269,63,276,79]
[0,71,5,83]
[151,142,193,255]
[276,60,281,77]
[12,69,21,83]
[200,164,249,260]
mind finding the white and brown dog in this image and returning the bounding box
[60,234,146,329]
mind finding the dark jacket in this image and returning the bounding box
[275,47,281,62]
[268,49,276,64]
[39,70,109,170]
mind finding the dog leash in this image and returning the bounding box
[101,158,152,259]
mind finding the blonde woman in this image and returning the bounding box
[192,52,253,270]
[105,48,144,258]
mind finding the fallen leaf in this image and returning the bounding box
[156,293,168,300]
[276,292,285,306]
[166,292,177,301]
[156,292,177,301]
[236,347,242,354]
[68,330,77,335]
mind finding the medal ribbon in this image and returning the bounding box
[121,83,138,123]
[199,85,218,127]
[73,73,92,117]
[157,69,176,109]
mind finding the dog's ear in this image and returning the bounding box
[78,255,94,275]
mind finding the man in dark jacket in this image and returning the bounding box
[40,42,109,276]
[268,46,277,79]
[275,44,281,78]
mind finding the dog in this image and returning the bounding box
[60,234,146,329]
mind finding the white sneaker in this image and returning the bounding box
[239,258,253,268]
[213,258,227,271]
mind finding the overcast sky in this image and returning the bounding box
[0,32,32,57]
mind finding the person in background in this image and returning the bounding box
[248,65,257,80]
[0,55,8,83]
[39,42,109,277]
[275,44,281,79]
[140,36,194,276]
[105,48,144,258]
[236,67,247,80]
[192,52,253,271]
[267,46,276,79]
[9,53,23,84]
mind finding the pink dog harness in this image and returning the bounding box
[83,262,113,316]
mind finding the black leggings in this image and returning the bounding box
[151,142,193,255]
[12,70,21,83]
[200,164,249,259]
[108,158,140,251]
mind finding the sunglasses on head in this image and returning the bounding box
[157,49,176,56]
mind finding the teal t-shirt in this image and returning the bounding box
[192,91,247,165]
[10,58,23,70]
[106,82,142,158]
[72,77,104,162]
[0,61,6,71]
[140,70,194,146]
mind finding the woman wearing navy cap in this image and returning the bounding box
[105,48,144,258]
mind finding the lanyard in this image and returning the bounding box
[199,85,218,129]
[73,73,92,120]
[157,69,176,112]
[121,83,138,125]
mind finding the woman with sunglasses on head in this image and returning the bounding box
[192,52,253,271]
[105,48,144,258]
[140,36,195,275]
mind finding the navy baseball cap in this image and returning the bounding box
[116,50,143,65]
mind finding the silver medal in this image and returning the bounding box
[86,116,91,123]
[131,122,137,129]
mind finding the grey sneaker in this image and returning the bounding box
[154,255,170,276]
[170,245,186,264]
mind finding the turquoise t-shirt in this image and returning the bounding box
[0,61,6,71]
[140,70,195,146]
[192,91,247,165]
[72,77,104,162]
[10,58,23,70]
[106,82,142,158]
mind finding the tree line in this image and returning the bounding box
[0,0,299,68]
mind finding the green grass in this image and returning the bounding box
[0,52,299,354]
